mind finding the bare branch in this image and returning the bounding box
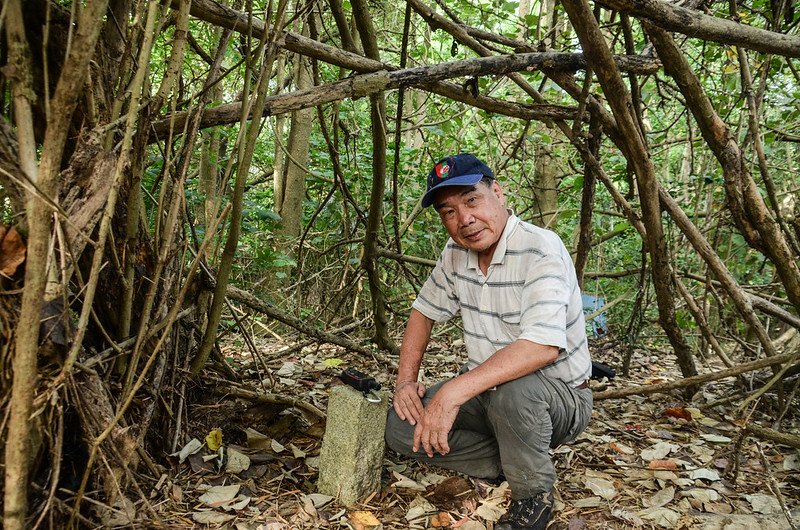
[150,54,588,139]
[593,350,798,401]
[598,0,800,58]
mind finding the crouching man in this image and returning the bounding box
[385,153,593,530]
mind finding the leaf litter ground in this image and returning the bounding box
[154,335,800,529]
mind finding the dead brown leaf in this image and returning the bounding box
[0,225,25,277]
[609,441,635,455]
[704,501,733,514]
[661,407,693,421]
[348,510,381,530]
[431,511,453,527]
[426,476,476,510]
[648,459,678,470]
[171,484,183,503]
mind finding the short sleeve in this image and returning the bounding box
[412,249,460,323]
[516,252,569,349]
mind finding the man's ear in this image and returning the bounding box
[492,181,505,202]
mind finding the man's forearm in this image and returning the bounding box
[396,309,435,384]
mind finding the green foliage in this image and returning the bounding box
[130,0,800,345]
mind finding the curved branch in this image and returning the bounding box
[593,350,798,401]
[563,0,698,380]
[648,24,800,313]
[149,55,588,140]
[166,0,656,140]
[225,285,379,358]
[598,0,800,58]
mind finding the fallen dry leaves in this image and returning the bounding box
[140,338,799,529]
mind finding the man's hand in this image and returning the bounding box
[393,381,426,425]
[413,385,460,457]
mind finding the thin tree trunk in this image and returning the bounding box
[517,0,531,39]
[273,51,288,211]
[390,3,413,253]
[4,0,109,526]
[647,24,800,313]
[352,0,394,351]
[574,116,601,288]
[4,2,42,526]
[532,142,558,228]
[328,0,357,53]
[562,0,698,380]
[190,2,287,375]
[278,49,313,237]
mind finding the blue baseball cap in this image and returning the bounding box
[421,153,495,208]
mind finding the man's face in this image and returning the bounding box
[433,180,510,257]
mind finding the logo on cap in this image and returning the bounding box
[435,162,450,179]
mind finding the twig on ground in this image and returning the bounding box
[262,318,370,361]
[745,423,800,449]
[207,376,325,419]
[593,350,798,400]
[756,442,799,530]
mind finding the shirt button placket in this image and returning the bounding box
[480,281,491,340]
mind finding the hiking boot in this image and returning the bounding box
[495,490,554,530]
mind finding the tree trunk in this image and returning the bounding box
[277,51,314,237]
[273,51,288,211]
[352,0,395,351]
[4,0,110,526]
[574,117,601,288]
[647,24,800,314]
[562,0,698,380]
[532,141,558,228]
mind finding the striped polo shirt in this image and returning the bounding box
[413,213,592,388]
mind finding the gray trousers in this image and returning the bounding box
[385,370,592,500]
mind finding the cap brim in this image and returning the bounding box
[421,173,486,208]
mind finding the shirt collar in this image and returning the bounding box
[466,210,518,270]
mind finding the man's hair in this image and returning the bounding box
[480,176,495,187]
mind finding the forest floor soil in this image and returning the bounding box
[151,335,800,529]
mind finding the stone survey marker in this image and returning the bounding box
[317,384,388,505]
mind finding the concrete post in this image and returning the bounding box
[317,385,388,505]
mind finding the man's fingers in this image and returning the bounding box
[404,392,424,423]
[409,395,424,420]
[394,386,426,426]
[422,434,434,458]
[436,430,450,455]
[413,421,435,457]
[395,400,417,425]
[393,401,409,423]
